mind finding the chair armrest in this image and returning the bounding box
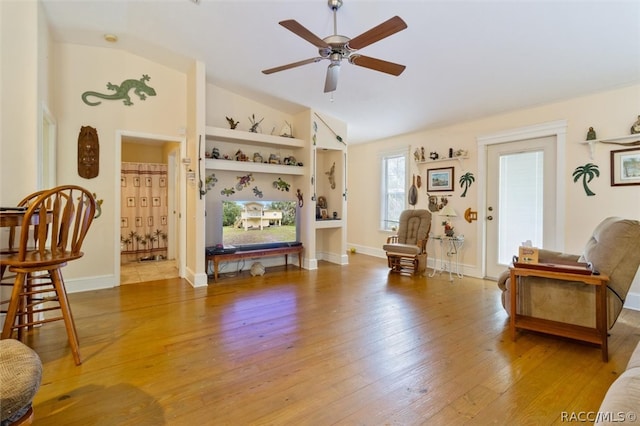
[537,249,580,264]
[387,235,399,244]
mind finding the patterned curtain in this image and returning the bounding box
[120,162,168,260]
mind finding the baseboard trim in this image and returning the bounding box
[625,291,640,311]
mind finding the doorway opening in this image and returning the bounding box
[116,131,186,285]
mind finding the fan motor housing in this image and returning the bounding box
[320,34,352,58]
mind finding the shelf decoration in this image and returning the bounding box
[459,172,475,197]
[253,186,263,198]
[572,163,600,196]
[631,115,640,134]
[586,127,597,140]
[248,114,263,133]
[81,74,156,106]
[226,117,239,129]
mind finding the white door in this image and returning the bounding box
[485,136,557,278]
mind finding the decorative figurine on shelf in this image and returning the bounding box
[211,147,220,159]
[414,148,420,162]
[586,127,597,140]
[631,115,640,134]
[280,121,293,138]
[268,153,280,164]
[253,152,263,163]
[248,114,264,133]
[226,116,239,129]
[234,149,248,161]
[429,151,439,160]
[421,147,426,161]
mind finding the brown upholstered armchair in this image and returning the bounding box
[497,217,640,329]
[383,209,432,275]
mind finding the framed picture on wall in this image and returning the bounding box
[427,167,454,192]
[611,147,640,186]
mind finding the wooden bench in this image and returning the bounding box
[206,245,303,282]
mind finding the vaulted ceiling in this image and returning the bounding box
[40,0,640,143]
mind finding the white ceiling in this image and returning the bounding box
[40,0,640,144]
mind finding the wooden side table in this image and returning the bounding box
[509,264,610,361]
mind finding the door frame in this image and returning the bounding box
[476,120,567,279]
[115,130,187,284]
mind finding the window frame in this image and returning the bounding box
[379,147,409,232]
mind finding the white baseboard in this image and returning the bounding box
[66,274,116,293]
[625,291,640,311]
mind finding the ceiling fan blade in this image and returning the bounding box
[347,16,407,50]
[262,57,324,74]
[349,55,406,76]
[324,63,340,93]
[279,19,330,49]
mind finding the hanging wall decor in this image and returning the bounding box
[81,74,156,106]
[572,163,600,196]
[273,177,290,192]
[253,186,264,198]
[459,172,475,197]
[77,126,99,179]
[326,162,336,189]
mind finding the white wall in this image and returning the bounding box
[347,84,640,307]
[49,43,187,289]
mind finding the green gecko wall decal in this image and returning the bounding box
[82,74,157,106]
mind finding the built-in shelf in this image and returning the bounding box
[315,219,343,229]
[205,126,305,149]
[204,126,307,175]
[416,155,468,168]
[204,158,305,175]
[579,134,640,158]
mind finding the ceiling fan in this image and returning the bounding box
[262,0,407,93]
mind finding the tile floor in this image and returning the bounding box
[120,258,178,284]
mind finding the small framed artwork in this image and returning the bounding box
[611,147,640,186]
[320,208,328,219]
[427,167,454,192]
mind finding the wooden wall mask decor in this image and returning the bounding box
[78,126,99,179]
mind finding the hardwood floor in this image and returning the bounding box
[25,254,640,425]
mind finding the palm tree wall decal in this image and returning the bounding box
[459,172,475,197]
[572,163,600,196]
